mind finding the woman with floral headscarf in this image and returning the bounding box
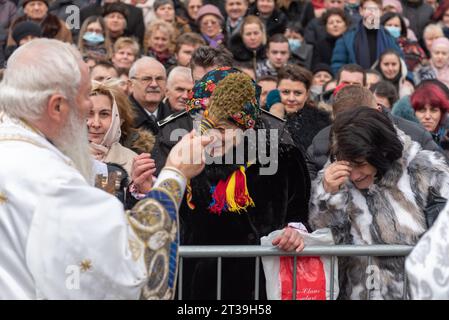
[179,68,311,300]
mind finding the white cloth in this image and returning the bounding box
[0,113,185,299]
[406,201,449,299]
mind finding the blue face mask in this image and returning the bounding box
[288,39,301,52]
[385,26,401,39]
[83,32,105,44]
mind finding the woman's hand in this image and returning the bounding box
[323,161,352,194]
[131,153,156,194]
[272,227,305,252]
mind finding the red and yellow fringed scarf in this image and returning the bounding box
[186,164,255,214]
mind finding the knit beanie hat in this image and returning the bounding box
[196,4,224,23]
[12,21,42,44]
[102,2,129,22]
[22,0,49,8]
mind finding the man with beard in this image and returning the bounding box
[0,39,212,299]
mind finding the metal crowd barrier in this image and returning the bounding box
[177,245,414,300]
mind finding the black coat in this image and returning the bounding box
[179,115,311,300]
[128,95,172,137]
[229,34,266,69]
[312,32,339,67]
[286,104,332,153]
[152,110,193,175]
[80,2,145,45]
[306,109,443,180]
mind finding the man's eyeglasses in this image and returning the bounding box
[132,76,166,86]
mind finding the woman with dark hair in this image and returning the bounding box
[309,106,449,299]
[185,0,203,33]
[313,8,350,67]
[284,20,314,69]
[278,64,332,151]
[372,49,414,98]
[411,81,449,155]
[381,12,426,72]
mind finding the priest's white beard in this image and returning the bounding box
[54,107,93,183]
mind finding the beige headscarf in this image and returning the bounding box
[89,94,122,161]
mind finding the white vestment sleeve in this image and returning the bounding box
[26,172,147,299]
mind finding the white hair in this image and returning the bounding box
[167,66,193,88]
[423,24,444,38]
[128,56,166,79]
[0,39,82,122]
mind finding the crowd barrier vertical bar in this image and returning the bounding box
[366,256,373,300]
[255,257,260,300]
[178,257,183,300]
[403,269,408,300]
[217,257,222,300]
[330,256,335,300]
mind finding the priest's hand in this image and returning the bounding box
[272,227,305,252]
[165,129,213,179]
[131,153,156,194]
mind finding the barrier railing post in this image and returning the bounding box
[217,257,222,300]
[330,256,335,300]
[403,269,408,300]
[178,257,183,300]
[292,256,297,300]
[366,256,373,300]
[255,257,260,300]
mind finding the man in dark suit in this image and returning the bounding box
[80,0,144,45]
[128,57,172,136]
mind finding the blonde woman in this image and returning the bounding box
[89,81,156,198]
[144,19,177,69]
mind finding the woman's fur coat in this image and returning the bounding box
[309,129,449,299]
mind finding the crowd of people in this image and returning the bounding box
[1,0,449,300]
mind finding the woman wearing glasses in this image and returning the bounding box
[196,4,225,48]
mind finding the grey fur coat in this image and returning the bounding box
[309,129,449,299]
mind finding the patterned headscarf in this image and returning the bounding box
[186,67,261,129]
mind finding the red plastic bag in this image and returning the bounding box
[280,256,326,300]
[261,226,339,300]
